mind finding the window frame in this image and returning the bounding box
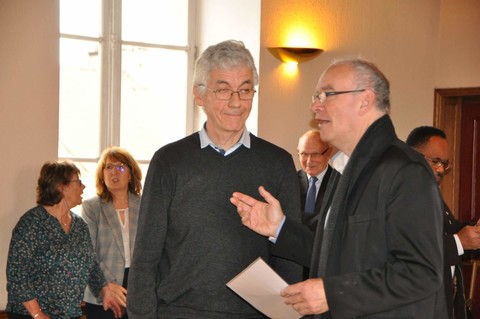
[59,0,196,166]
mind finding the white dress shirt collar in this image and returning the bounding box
[330,151,349,175]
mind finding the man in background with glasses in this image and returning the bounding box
[297,130,335,232]
[231,58,447,318]
[407,125,480,319]
[297,130,335,281]
[127,40,302,318]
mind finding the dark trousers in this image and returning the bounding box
[85,268,129,319]
[8,313,80,319]
[84,303,125,319]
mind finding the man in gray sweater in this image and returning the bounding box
[127,40,302,318]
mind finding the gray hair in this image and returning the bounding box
[193,40,259,95]
[329,58,390,113]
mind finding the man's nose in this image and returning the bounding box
[229,92,242,107]
[436,165,446,175]
[310,100,325,113]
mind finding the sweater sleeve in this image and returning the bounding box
[127,151,172,319]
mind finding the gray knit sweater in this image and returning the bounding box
[128,133,302,319]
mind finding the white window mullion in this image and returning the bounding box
[186,0,196,134]
[100,0,122,149]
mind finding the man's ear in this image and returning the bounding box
[358,89,375,116]
[193,86,204,106]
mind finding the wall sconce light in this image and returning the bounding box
[267,47,323,64]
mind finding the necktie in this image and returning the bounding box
[305,176,318,213]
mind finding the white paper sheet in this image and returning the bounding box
[226,257,302,319]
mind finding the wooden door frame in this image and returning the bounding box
[433,87,480,216]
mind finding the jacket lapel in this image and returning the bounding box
[128,192,140,258]
[102,201,125,261]
[309,169,341,277]
[312,115,398,278]
[298,170,309,211]
[315,166,333,211]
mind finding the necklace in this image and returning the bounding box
[60,215,69,226]
[44,205,70,228]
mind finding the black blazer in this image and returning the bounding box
[272,115,447,319]
[298,166,333,232]
[444,202,472,319]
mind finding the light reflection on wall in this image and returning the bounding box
[281,62,300,78]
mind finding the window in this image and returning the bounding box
[59,0,193,202]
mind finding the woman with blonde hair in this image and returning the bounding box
[81,147,142,319]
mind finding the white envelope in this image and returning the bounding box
[227,257,302,319]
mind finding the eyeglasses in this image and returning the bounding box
[201,86,256,100]
[312,89,366,103]
[299,147,330,159]
[424,156,451,171]
[68,179,83,185]
[104,163,128,173]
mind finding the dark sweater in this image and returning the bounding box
[128,133,302,319]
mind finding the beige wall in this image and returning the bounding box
[0,0,59,309]
[1,0,480,309]
[435,0,480,87]
[259,0,480,170]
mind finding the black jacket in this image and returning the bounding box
[273,115,447,319]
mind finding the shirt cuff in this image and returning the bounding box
[454,234,465,256]
[268,216,286,243]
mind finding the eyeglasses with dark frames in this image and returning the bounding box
[424,156,451,171]
[68,179,83,185]
[312,89,366,103]
[200,85,256,101]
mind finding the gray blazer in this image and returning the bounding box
[81,192,140,304]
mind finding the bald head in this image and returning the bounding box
[297,130,331,177]
[311,58,390,155]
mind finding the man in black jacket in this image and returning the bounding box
[231,58,447,318]
[407,126,480,319]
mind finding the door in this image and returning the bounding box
[434,87,480,316]
[458,98,480,222]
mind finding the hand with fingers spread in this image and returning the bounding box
[281,278,329,316]
[230,186,285,237]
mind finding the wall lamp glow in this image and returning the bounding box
[267,47,323,64]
